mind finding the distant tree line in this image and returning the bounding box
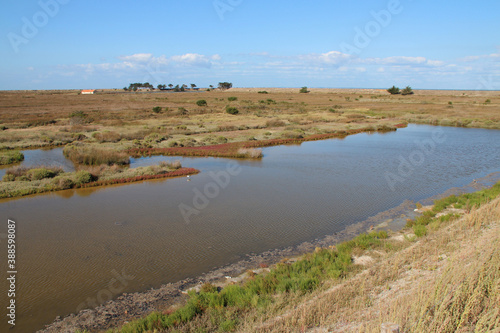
[123,82,233,92]
[387,85,414,95]
[124,82,154,91]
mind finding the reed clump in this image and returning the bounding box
[63,145,130,165]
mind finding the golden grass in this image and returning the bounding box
[245,197,500,333]
[0,89,498,150]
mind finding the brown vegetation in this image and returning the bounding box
[0,89,497,152]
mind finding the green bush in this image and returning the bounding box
[387,86,401,95]
[74,170,93,185]
[26,168,60,180]
[226,106,239,115]
[413,224,427,237]
[0,150,24,165]
[401,86,414,95]
[63,146,130,166]
[196,99,207,106]
[53,176,74,189]
[227,96,238,101]
[152,106,162,113]
[299,87,309,93]
[258,91,268,94]
[2,174,16,182]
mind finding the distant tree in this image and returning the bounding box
[180,84,186,92]
[168,84,174,89]
[299,86,309,93]
[401,86,414,95]
[133,86,138,92]
[190,83,197,89]
[123,87,128,91]
[157,84,166,90]
[218,82,233,90]
[174,84,181,92]
[387,86,401,95]
[209,85,214,89]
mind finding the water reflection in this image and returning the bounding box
[0,147,76,179]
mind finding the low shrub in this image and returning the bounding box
[52,176,74,190]
[0,150,24,165]
[280,131,303,139]
[226,106,239,115]
[3,166,64,181]
[63,145,130,166]
[237,148,263,158]
[69,111,90,125]
[26,168,59,180]
[265,119,285,127]
[92,131,121,143]
[196,99,207,106]
[413,224,427,237]
[2,174,16,182]
[152,106,162,113]
[227,97,238,101]
[73,170,93,185]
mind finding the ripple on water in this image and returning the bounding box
[1,125,500,332]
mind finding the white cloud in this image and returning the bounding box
[170,53,219,68]
[300,51,354,66]
[118,53,153,63]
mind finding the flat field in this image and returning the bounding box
[0,88,498,151]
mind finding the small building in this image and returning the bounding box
[81,89,96,95]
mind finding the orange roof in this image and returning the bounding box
[81,89,95,92]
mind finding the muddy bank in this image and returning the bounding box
[38,174,500,333]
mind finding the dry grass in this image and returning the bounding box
[63,144,130,165]
[245,197,500,333]
[237,148,263,158]
[0,89,498,150]
[0,161,196,199]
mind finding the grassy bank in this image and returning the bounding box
[0,150,24,165]
[99,183,500,333]
[0,162,198,199]
[127,125,399,159]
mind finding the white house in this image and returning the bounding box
[81,89,96,95]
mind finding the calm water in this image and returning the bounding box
[1,125,500,332]
[0,148,76,179]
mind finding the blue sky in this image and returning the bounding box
[1,0,499,90]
